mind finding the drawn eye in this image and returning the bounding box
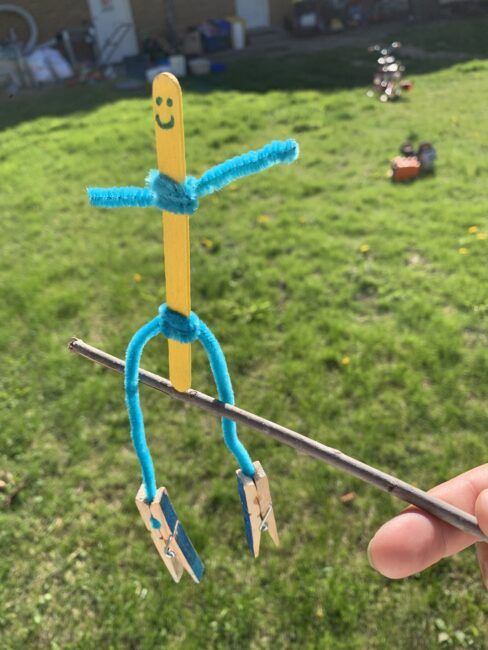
[167,98,173,107]
[156,96,163,106]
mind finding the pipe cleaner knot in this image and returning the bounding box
[159,304,201,343]
[147,170,199,215]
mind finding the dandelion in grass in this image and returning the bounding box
[341,356,351,365]
[468,226,478,233]
[458,247,468,255]
[477,232,487,240]
[133,273,142,282]
[257,214,271,224]
[359,244,370,254]
[201,237,214,250]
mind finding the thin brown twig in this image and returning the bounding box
[68,337,488,543]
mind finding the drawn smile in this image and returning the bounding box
[155,114,175,129]
[155,96,175,130]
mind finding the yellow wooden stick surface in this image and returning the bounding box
[152,73,191,392]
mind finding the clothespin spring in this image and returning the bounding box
[260,504,273,532]
[164,522,180,558]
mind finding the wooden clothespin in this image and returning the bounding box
[152,73,192,392]
[135,484,204,583]
[236,461,279,557]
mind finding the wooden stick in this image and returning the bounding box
[68,337,488,543]
[152,73,192,392]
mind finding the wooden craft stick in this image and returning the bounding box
[152,72,191,392]
[69,338,488,544]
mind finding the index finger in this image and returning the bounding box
[368,464,488,579]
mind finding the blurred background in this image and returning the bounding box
[0,1,487,649]
[1,0,486,92]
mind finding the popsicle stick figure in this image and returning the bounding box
[87,72,299,579]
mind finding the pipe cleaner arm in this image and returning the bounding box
[192,139,298,198]
[87,139,299,215]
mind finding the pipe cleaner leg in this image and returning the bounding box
[126,314,204,582]
[158,303,255,477]
[197,320,279,556]
[157,304,278,558]
[197,319,255,478]
[125,316,161,502]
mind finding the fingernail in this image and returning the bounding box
[367,538,376,570]
[475,543,488,590]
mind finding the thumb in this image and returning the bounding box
[475,489,488,590]
[475,489,488,535]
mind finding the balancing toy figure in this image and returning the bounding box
[87,72,297,582]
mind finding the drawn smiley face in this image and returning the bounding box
[155,96,175,130]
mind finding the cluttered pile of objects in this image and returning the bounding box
[0,5,103,94]
[0,6,246,97]
[288,0,411,35]
[288,0,487,34]
[141,18,245,83]
[390,142,437,182]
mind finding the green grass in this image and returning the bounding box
[1,17,487,650]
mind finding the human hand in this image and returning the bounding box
[368,464,488,588]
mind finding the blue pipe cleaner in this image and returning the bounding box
[196,320,255,477]
[125,305,255,505]
[92,137,299,507]
[125,316,161,502]
[87,139,298,215]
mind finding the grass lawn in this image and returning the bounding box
[1,17,487,650]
